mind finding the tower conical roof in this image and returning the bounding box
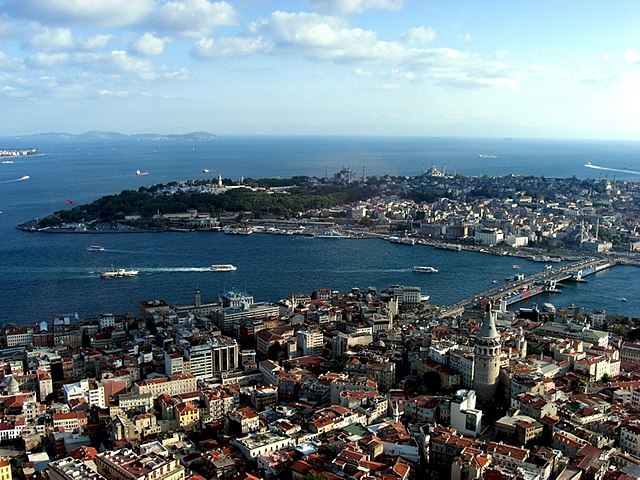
[478,303,499,339]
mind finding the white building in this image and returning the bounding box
[184,336,239,379]
[297,329,324,356]
[450,389,483,437]
[475,228,504,246]
[62,379,105,408]
[620,424,640,457]
[505,234,529,248]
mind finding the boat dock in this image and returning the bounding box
[439,257,616,317]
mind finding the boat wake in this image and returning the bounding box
[0,176,30,183]
[142,267,212,272]
[584,163,640,175]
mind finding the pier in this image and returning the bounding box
[438,257,618,317]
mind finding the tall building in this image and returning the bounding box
[184,337,239,379]
[473,304,501,405]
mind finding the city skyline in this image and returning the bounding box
[0,0,639,139]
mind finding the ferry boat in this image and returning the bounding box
[100,268,139,278]
[413,266,439,273]
[87,245,105,252]
[389,236,415,245]
[211,264,237,271]
[435,244,462,252]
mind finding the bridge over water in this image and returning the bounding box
[438,257,618,318]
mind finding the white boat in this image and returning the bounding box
[100,268,139,278]
[224,227,253,235]
[531,255,551,262]
[478,154,498,158]
[389,236,415,245]
[620,297,628,302]
[135,169,149,176]
[315,229,351,239]
[413,266,439,273]
[2,160,13,164]
[203,168,210,173]
[211,264,237,271]
[87,245,105,252]
[512,264,520,269]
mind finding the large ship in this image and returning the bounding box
[413,266,439,273]
[100,268,139,278]
[211,264,237,271]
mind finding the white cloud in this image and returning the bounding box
[4,0,154,28]
[264,11,406,62]
[192,36,269,59]
[26,52,71,69]
[353,67,373,77]
[25,49,187,82]
[404,26,435,44]
[81,34,113,50]
[28,27,74,51]
[149,0,237,36]
[135,32,170,56]
[98,89,131,98]
[256,11,517,90]
[26,27,113,52]
[309,0,404,14]
[624,49,640,64]
[0,50,24,70]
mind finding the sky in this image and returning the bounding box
[0,0,639,139]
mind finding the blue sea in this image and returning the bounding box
[0,136,638,324]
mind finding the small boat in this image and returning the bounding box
[136,169,149,176]
[211,264,237,271]
[413,266,439,273]
[512,264,520,269]
[100,267,139,278]
[2,160,13,164]
[620,297,628,302]
[492,280,498,284]
[87,245,105,252]
[478,154,498,159]
[203,168,210,173]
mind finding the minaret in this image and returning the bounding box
[194,287,201,308]
[473,303,501,405]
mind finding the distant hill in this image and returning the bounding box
[11,131,219,141]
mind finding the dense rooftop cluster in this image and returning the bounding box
[0,277,638,480]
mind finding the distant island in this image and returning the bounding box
[7,130,218,142]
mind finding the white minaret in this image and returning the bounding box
[473,303,502,405]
